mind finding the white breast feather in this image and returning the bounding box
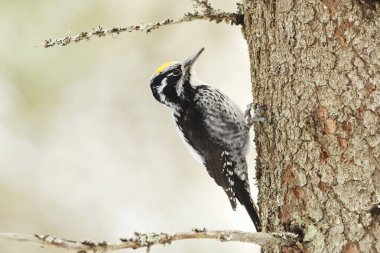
[172,114,205,165]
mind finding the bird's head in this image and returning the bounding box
[150,48,204,107]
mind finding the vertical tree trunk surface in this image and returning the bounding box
[243,1,379,252]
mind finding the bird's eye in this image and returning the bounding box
[172,69,181,76]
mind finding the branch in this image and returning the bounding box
[43,0,244,48]
[0,229,299,252]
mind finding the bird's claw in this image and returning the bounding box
[245,103,267,126]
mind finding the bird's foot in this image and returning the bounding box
[245,103,268,127]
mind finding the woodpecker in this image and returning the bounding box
[149,48,261,231]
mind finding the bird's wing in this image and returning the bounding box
[190,85,249,209]
[193,85,248,150]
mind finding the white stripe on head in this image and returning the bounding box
[157,77,168,95]
[157,77,180,114]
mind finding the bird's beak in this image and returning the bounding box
[183,47,205,72]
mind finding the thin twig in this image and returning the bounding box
[0,229,299,252]
[42,0,243,48]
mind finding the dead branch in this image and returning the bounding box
[0,229,299,252]
[43,0,243,48]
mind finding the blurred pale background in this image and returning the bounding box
[0,0,259,252]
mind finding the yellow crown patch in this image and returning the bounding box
[153,61,175,76]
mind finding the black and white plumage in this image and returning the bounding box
[149,48,261,231]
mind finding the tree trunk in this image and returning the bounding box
[242,1,380,252]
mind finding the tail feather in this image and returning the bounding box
[220,152,261,231]
[235,180,262,231]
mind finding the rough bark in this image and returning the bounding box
[242,0,380,252]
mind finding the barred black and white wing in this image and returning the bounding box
[192,85,260,230]
[192,85,250,183]
[173,85,260,231]
[194,86,249,151]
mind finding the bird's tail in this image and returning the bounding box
[221,152,261,231]
[235,182,262,231]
